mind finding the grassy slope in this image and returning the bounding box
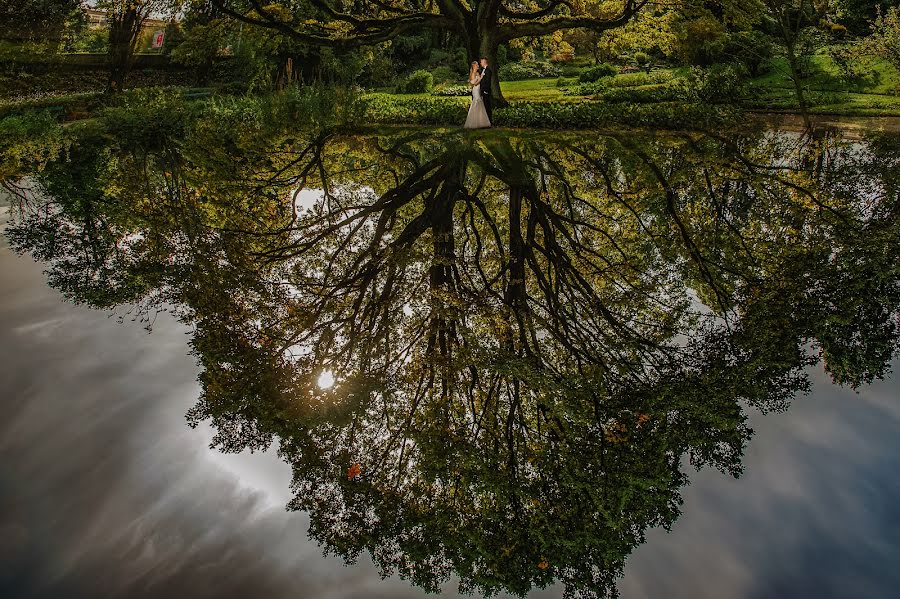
[492,54,900,116]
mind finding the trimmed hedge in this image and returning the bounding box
[578,63,618,83]
[431,85,472,97]
[502,61,561,81]
[396,70,434,94]
[363,93,741,130]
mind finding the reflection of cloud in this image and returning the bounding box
[621,366,900,599]
[2,218,899,599]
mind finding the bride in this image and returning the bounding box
[464,61,491,129]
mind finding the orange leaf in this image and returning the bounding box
[347,463,362,480]
[537,559,549,570]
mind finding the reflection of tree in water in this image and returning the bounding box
[6,120,900,598]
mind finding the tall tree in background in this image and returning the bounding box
[859,6,900,72]
[834,0,899,36]
[209,0,653,104]
[0,0,84,64]
[101,0,169,92]
[760,0,827,127]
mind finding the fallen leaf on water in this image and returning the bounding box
[537,558,549,570]
[347,463,362,480]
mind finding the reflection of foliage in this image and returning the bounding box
[4,107,900,598]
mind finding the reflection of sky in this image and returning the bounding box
[2,212,899,599]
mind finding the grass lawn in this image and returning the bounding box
[491,56,900,116]
[500,79,568,101]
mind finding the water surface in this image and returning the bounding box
[2,118,899,598]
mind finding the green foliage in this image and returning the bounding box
[834,0,898,36]
[431,84,470,97]
[0,110,67,179]
[396,69,434,94]
[560,64,583,77]
[364,93,469,124]
[689,63,750,104]
[858,7,900,74]
[633,51,650,66]
[578,63,617,83]
[674,15,729,66]
[567,70,676,96]
[502,61,560,81]
[722,31,775,77]
[430,65,456,84]
[596,81,689,104]
[828,43,869,82]
[0,0,82,44]
[364,93,740,129]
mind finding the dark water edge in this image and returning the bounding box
[2,206,899,599]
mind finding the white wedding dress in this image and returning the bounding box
[464,82,491,129]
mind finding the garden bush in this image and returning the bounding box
[363,92,741,130]
[633,52,650,67]
[430,66,456,84]
[431,85,471,97]
[502,61,560,81]
[722,31,774,77]
[566,70,676,96]
[688,63,749,104]
[597,81,689,104]
[578,63,617,83]
[396,70,434,94]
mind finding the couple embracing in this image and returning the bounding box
[464,57,493,129]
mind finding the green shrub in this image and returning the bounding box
[502,61,560,81]
[560,65,583,78]
[633,52,650,66]
[432,85,471,97]
[578,63,617,83]
[431,66,456,84]
[396,70,434,94]
[0,111,67,179]
[688,63,749,104]
[598,81,688,103]
[828,43,868,82]
[566,70,676,96]
[363,92,741,130]
[364,93,469,124]
[722,31,774,77]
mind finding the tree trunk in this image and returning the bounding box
[785,43,812,129]
[465,19,507,106]
[483,39,506,106]
[107,8,140,93]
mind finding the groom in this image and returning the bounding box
[479,57,493,125]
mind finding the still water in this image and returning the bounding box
[1,117,899,598]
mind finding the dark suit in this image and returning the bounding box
[479,65,493,124]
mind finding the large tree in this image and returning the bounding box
[100,0,171,92]
[210,0,654,102]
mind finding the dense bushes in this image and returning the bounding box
[365,93,469,124]
[578,63,617,83]
[565,64,750,105]
[396,70,433,93]
[721,31,774,77]
[0,110,67,179]
[431,85,471,97]
[688,63,749,104]
[596,81,688,104]
[502,61,560,80]
[566,70,675,96]
[363,92,740,130]
[430,66,456,84]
